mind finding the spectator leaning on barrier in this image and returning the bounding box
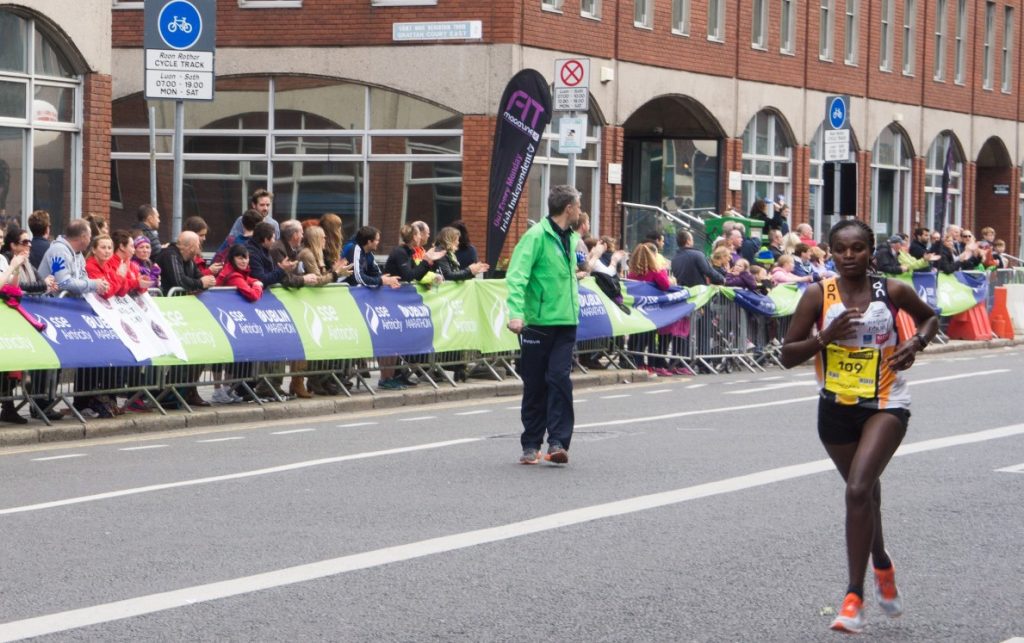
[344,226,399,289]
[225,188,279,242]
[271,219,322,288]
[771,254,814,285]
[157,231,216,295]
[1,225,55,294]
[38,219,109,297]
[433,226,488,281]
[130,204,163,259]
[319,213,345,268]
[27,209,51,270]
[132,236,160,290]
[245,222,290,288]
[108,230,152,296]
[183,216,222,279]
[796,222,818,247]
[216,244,263,302]
[505,184,582,466]
[296,225,349,286]
[873,235,906,274]
[450,219,479,270]
[909,227,931,260]
[993,239,1010,268]
[671,228,724,287]
[384,222,444,286]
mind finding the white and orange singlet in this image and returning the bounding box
[814,277,910,410]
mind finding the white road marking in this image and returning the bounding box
[998,637,1024,642]
[577,370,1009,429]
[118,445,169,452]
[573,399,589,404]
[399,416,436,422]
[30,454,87,462]
[644,389,672,395]
[725,381,816,395]
[5,423,1022,641]
[197,437,245,444]
[676,428,715,432]
[685,384,706,389]
[336,422,377,428]
[758,376,784,381]
[271,429,316,435]
[995,463,1024,474]
[0,438,482,518]
[504,406,521,410]
[599,394,631,400]
[454,410,492,416]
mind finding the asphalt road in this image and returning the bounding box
[1,347,1022,642]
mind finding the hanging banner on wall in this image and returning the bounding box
[485,69,553,268]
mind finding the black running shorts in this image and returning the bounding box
[817,397,910,445]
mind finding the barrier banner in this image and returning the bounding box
[198,289,305,362]
[272,286,372,360]
[22,296,141,368]
[485,69,552,267]
[420,281,484,354]
[576,284,617,341]
[908,272,939,311]
[892,271,985,316]
[151,296,234,366]
[347,284,434,357]
[84,293,185,362]
[0,305,60,370]
[471,280,520,354]
[622,281,696,332]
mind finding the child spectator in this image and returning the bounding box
[215,244,264,302]
[771,254,814,285]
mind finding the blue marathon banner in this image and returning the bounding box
[198,289,306,362]
[347,284,435,357]
[22,296,143,368]
[624,282,698,331]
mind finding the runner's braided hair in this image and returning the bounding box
[828,218,875,254]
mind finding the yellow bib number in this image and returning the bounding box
[824,344,879,402]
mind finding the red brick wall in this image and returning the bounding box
[522,1,615,58]
[82,74,112,221]
[971,0,1022,119]
[613,0,735,77]
[600,125,623,243]
[460,115,493,260]
[736,0,805,87]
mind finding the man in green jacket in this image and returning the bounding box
[506,185,582,465]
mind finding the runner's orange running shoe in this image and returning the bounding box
[830,592,865,633]
[874,563,904,618]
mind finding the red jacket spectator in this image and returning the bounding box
[85,256,126,299]
[216,261,264,302]
[107,254,146,296]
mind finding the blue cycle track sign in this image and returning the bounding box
[828,95,848,130]
[158,1,202,50]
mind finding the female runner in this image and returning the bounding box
[780,219,938,633]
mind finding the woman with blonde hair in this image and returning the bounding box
[781,231,804,256]
[626,242,673,376]
[433,226,488,281]
[297,225,349,286]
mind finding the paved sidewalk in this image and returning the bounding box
[1,336,1018,447]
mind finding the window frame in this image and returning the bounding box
[902,0,916,76]
[880,0,894,71]
[1001,6,1013,93]
[820,0,835,61]
[983,1,996,90]
[239,0,303,7]
[708,0,726,42]
[634,0,653,29]
[752,0,769,49]
[780,0,797,54]
[541,0,564,12]
[933,0,948,81]
[954,0,967,84]
[581,0,601,20]
[844,0,858,65]
[923,133,963,230]
[672,0,690,35]
[111,0,145,8]
[740,112,793,216]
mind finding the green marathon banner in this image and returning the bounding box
[421,281,486,354]
[273,286,373,360]
[151,295,234,366]
[0,305,61,370]
[472,280,522,354]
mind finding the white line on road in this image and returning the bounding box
[724,381,816,394]
[599,394,631,400]
[399,416,436,422]
[196,437,245,444]
[30,454,87,462]
[504,406,521,410]
[271,429,316,435]
[758,376,784,381]
[0,438,482,518]
[685,384,706,389]
[576,370,1009,428]
[995,463,1024,474]
[572,399,589,404]
[336,422,377,428]
[644,389,672,395]
[454,410,492,416]
[118,445,169,452]
[5,423,1022,641]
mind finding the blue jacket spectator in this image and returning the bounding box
[38,219,105,296]
[245,222,287,287]
[344,225,399,289]
[27,209,51,270]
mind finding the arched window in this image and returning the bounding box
[809,121,859,241]
[741,111,792,214]
[924,131,963,231]
[0,9,82,233]
[111,76,462,252]
[870,125,913,242]
[527,105,602,230]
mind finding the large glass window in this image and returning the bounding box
[672,0,690,35]
[954,0,967,83]
[634,0,653,28]
[781,0,796,53]
[983,1,995,89]
[871,125,913,242]
[741,111,792,214]
[903,0,916,75]
[581,0,601,19]
[820,0,835,60]
[0,10,81,233]
[111,77,462,253]
[924,132,963,231]
[845,0,858,64]
[880,0,894,70]
[753,0,768,49]
[528,111,602,230]
[708,0,725,41]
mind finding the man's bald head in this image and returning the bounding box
[177,230,201,259]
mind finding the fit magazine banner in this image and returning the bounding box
[485,69,552,268]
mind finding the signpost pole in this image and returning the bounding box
[567,110,577,187]
[148,106,157,207]
[833,162,842,221]
[172,99,184,239]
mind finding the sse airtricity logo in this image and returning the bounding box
[158,1,202,50]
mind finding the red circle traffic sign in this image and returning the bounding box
[560,60,585,87]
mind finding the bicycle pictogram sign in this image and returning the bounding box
[560,60,585,87]
[158,0,203,50]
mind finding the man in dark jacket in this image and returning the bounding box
[671,229,724,287]
[131,204,163,259]
[245,222,289,288]
[156,231,215,295]
[27,209,51,270]
[909,227,930,259]
[873,235,906,274]
[269,219,319,288]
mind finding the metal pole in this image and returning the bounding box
[567,110,577,187]
[172,99,184,239]
[148,106,157,208]
[833,161,842,223]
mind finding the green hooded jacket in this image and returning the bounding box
[505,217,581,326]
